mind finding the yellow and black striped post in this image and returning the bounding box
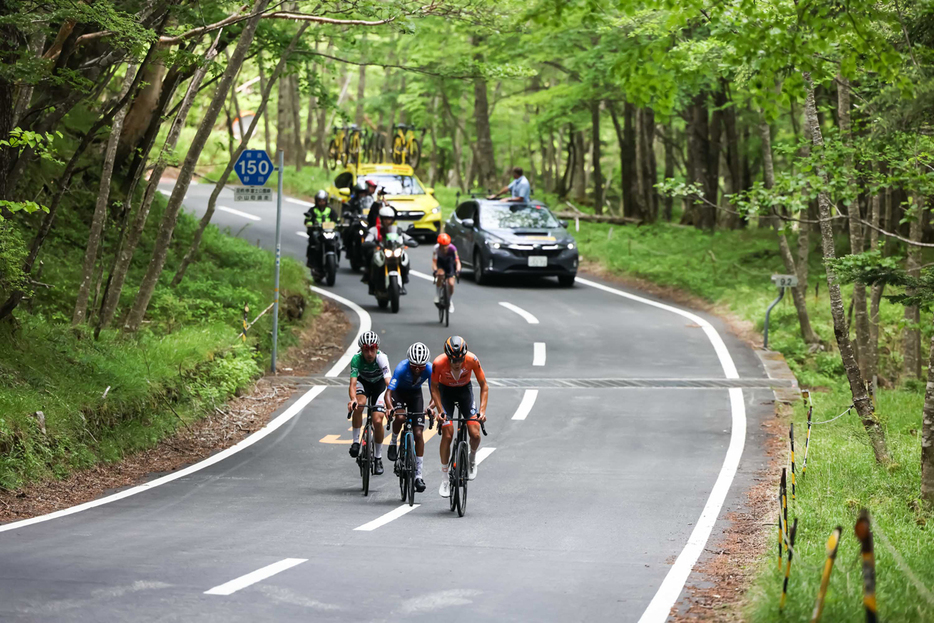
[780,518,798,611]
[855,509,878,623]
[810,526,843,623]
[790,423,796,499]
[802,402,813,476]
[781,468,789,543]
[777,471,785,570]
[239,304,249,342]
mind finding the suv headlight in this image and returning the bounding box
[431,207,440,214]
[567,243,575,249]
[487,240,502,249]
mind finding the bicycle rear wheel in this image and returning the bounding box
[455,442,469,517]
[362,425,372,496]
[405,438,416,506]
[392,135,405,164]
[327,139,339,170]
[409,139,421,169]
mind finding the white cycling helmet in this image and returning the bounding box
[358,331,379,348]
[407,342,430,366]
[379,206,395,219]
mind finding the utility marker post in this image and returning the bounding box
[271,149,284,373]
[764,274,798,349]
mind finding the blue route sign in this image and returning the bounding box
[234,150,274,186]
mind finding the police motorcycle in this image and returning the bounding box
[370,208,418,313]
[304,191,341,286]
[342,180,371,272]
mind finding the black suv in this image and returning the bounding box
[446,198,578,286]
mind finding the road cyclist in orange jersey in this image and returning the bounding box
[429,336,489,497]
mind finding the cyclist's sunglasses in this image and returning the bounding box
[448,355,466,364]
[361,344,378,352]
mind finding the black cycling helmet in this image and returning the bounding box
[314,189,328,206]
[443,336,468,360]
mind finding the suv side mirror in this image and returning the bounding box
[425,187,435,195]
[558,219,568,228]
[461,218,475,229]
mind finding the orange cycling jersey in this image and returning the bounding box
[431,352,486,388]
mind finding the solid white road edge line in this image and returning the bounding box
[0,285,375,534]
[511,390,538,421]
[533,342,546,366]
[310,286,372,378]
[205,558,308,596]
[353,504,420,531]
[218,205,261,221]
[296,231,309,239]
[575,277,745,623]
[287,197,313,207]
[0,386,327,534]
[499,301,540,324]
[409,269,434,282]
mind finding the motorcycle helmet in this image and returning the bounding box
[354,179,367,193]
[314,189,328,207]
[379,206,395,219]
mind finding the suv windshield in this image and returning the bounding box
[362,174,424,196]
[480,203,561,229]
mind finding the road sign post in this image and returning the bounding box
[271,150,283,374]
[764,274,799,349]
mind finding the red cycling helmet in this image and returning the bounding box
[437,233,451,245]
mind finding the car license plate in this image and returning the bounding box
[528,256,547,268]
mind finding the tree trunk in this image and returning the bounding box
[803,72,887,464]
[591,100,604,215]
[96,35,222,336]
[905,196,924,379]
[662,120,674,221]
[760,115,820,345]
[124,0,270,332]
[838,73,871,377]
[720,84,743,228]
[172,24,308,287]
[867,181,883,386]
[259,58,273,156]
[355,58,366,126]
[640,107,658,221]
[11,30,47,128]
[289,74,303,170]
[117,58,166,164]
[472,75,497,189]
[708,92,723,227]
[572,130,587,204]
[72,65,137,326]
[304,66,316,162]
[923,323,934,504]
[428,95,440,186]
[688,94,712,229]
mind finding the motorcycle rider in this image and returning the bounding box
[304,190,339,271]
[362,205,412,295]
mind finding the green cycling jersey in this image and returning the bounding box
[350,351,391,383]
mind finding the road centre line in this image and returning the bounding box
[511,390,538,421]
[158,189,171,196]
[218,205,261,221]
[311,286,373,378]
[205,558,307,596]
[574,277,745,623]
[498,302,539,324]
[533,342,546,366]
[0,286,372,533]
[354,504,420,531]
[475,447,495,464]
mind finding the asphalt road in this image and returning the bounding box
[0,180,778,622]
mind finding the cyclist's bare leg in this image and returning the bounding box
[439,423,454,466]
[446,275,456,299]
[352,395,365,440]
[414,427,425,456]
[373,411,385,446]
[467,422,482,454]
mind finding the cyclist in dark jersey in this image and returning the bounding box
[432,233,461,312]
[384,342,434,492]
[348,331,392,475]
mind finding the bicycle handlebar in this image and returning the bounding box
[437,416,488,436]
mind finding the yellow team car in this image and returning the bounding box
[329,163,442,240]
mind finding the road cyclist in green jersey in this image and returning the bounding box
[347,331,392,475]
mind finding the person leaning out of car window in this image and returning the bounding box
[488,166,531,203]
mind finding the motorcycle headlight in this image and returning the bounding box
[394,248,403,257]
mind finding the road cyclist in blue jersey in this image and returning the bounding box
[347,331,392,475]
[384,342,434,493]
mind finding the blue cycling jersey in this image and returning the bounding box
[388,360,432,392]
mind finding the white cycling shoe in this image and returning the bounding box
[448,301,455,314]
[468,455,477,480]
[439,477,450,498]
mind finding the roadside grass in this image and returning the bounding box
[574,219,934,621]
[0,190,314,491]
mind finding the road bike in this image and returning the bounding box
[391,124,423,168]
[348,395,381,496]
[345,124,362,166]
[389,405,433,507]
[444,408,487,517]
[434,271,459,327]
[327,126,346,170]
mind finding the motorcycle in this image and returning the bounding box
[342,210,369,272]
[307,220,341,286]
[371,231,417,313]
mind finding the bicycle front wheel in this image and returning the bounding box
[455,442,469,517]
[405,439,416,506]
[392,135,405,164]
[409,139,421,169]
[327,140,339,170]
[362,426,372,496]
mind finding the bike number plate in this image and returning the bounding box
[322,221,335,231]
[528,256,548,268]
